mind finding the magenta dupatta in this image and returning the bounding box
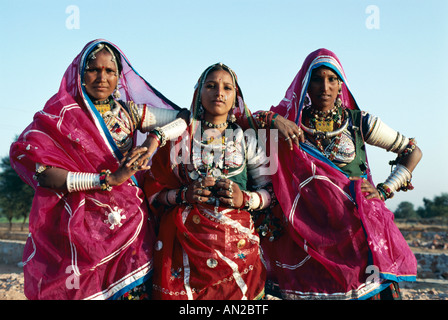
[9,39,180,300]
[264,49,416,299]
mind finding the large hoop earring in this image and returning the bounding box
[335,96,342,108]
[198,105,204,119]
[335,82,343,108]
[304,94,311,107]
[113,77,121,99]
[113,87,121,99]
[229,105,236,123]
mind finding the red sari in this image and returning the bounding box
[144,129,266,300]
[144,63,268,300]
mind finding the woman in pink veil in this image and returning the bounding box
[263,48,422,299]
[9,39,188,299]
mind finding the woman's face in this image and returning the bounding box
[83,49,119,101]
[307,67,340,111]
[200,69,236,120]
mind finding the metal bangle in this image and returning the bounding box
[66,172,101,193]
[383,164,412,193]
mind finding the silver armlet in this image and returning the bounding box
[365,116,409,153]
[66,172,101,193]
[139,106,179,132]
[383,164,412,193]
[156,118,188,146]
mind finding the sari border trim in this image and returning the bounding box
[272,272,416,300]
[84,260,153,300]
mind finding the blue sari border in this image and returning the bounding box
[357,273,416,300]
[108,269,153,300]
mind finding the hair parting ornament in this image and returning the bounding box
[84,43,121,99]
[200,62,237,89]
[197,63,238,123]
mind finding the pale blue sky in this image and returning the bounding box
[1,0,447,211]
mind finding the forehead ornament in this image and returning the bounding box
[85,43,119,76]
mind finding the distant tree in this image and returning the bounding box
[0,155,34,230]
[394,201,419,219]
[416,193,448,218]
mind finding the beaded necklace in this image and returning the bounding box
[302,106,347,161]
[306,105,342,132]
[203,120,228,128]
[93,97,113,115]
[188,123,231,181]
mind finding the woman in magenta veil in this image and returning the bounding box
[9,39,188,299]
[263,48,422,299]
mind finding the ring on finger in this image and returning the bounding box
[291,134,297,139]
[228,180,233,191]
[132,161,139,171]
[197,196,202,203]
[197,189,202,195]
[229,199,234,207]
[284,136,291,141]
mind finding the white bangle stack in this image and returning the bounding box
[243,189,272,211]
[66,172,101,193]
[139,106,179,132]
[383,164,412,193]
[365,115,409,153]
[161,118,188,141]
[153,118,188,147]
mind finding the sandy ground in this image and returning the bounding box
[0,264,25,300]
[1,220,447,300]
[1,262,447,300]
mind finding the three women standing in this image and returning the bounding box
[11,40,422,300]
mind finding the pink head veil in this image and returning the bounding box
[271,48,358,124]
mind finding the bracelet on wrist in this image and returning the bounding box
[376,183,394,200]
[240,191,251,209]
[99,169,112,191]
[271,113,279,128]
[176,186,188,204]
[148,132,161,147]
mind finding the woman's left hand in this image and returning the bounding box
[349,177,382,200]
[215,178,243,208]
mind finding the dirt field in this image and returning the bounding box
[1,220,447,300]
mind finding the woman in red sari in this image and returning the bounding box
[262,48,422,300]
[144,63,275,300]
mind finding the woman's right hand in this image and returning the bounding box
[108,146,148,186]
[273,114,305,150]
[186,176,215,204]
